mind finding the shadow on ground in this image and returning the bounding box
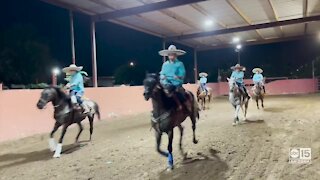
[0,143,86,170]
[159,148,228,180]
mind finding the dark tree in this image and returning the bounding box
[0,24,55,85]
[114,64,145,85]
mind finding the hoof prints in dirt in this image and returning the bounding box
[159,149,228,180]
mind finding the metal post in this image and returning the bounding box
[69,11,76,64]
[312,60,315,79]
[162,40,166,63]
[52,74,57,86]
[91,21,98,87]
[194,49,198,83]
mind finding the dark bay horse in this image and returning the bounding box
[36,87,100,158]
[252,83,265,109]
[143,74,200,170]
[196,86,212,110]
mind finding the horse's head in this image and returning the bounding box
[143,73,160,101]
[37,87,59,109]
[227,78,237,91]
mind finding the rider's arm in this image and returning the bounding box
[176,62,186,80]
[159,62,166,80]
[70,73,83,87]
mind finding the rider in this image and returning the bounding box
[252,67,266,93]
[199,72,208,95]
[159,45,190,112]
[230,64,250,99]
[62,64,89,113]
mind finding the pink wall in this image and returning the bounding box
[264,79,318,95]
[207,78,318,96]
[0,84,197,142]
[0,79,317,142]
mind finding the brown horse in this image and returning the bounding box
[252,83,265,109]
[37,87,100,158]
[143,74,199,170]
[197,86,212,110]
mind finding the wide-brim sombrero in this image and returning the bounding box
[62,64,83,73]
[252,68,263,74]
[199,72,208,77]
[231,64,245,71]
[159,45,186,57]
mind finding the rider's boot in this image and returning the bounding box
[263,86,266,94]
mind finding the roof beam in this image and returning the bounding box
[136,0,223,47]
[197,35,315,51]
[41,0,96,15]
[168,15,320,40]
[303,0,308,34]
[267,0,284,37]
[93,0,206,22]
[226,0,264,39]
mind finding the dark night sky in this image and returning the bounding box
[1,0,320,83]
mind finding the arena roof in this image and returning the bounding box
[41,0,320,50]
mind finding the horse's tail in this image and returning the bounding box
[94,102,101,120]
[190,92,200,120]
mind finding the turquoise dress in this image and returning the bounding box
[70,72,85,104]
[231,71,244,85]
[160,59,186,87]
[253,74,264,84]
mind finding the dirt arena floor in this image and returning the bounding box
[0,94,320,180]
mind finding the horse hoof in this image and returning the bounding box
[167,166,174,171]
[232,123,236,126]
[48,138,56,152]
[193,139,198,144]
[53,154,61,158]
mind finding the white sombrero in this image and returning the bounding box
[252,68,263,74]
[159,45,186,57]
[62,64,83,73]
[231,64,246,71]
[199,72,208,77]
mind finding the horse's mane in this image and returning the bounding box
[47,86,70,102]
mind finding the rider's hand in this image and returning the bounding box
[65,83,71,89]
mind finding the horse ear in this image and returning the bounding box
[227,78,230,81]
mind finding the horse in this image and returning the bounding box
[227,78,249,125]
[36,87,100,158]
[196,86,212,110]
[252,83,265,109]
[143,74,199,170]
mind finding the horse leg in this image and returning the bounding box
[75,122,83,143]
[244,100,249,120]
[89,115,94,141]
[178,125,187,159]
[155,131,168,157]
[191,115,198,144]
[53,124,69,158]
[167,130,174,170]
[261,97,264,108]
[49,122,61,152]
[256,97,259,109]
[203,98,206,110]
[233,105,240,125]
